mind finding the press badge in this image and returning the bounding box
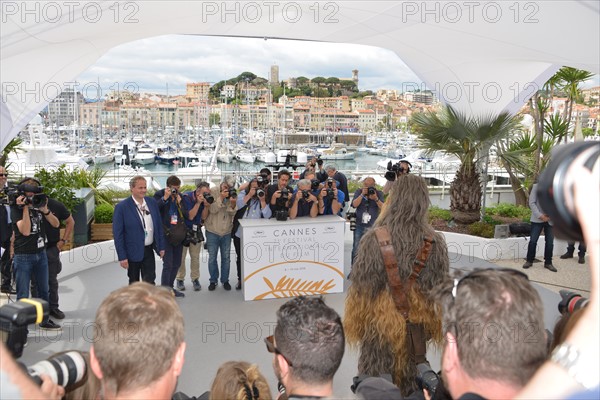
[362,213,372,224]
[171,214,178,225]
[192,224,198,232]
[144,229,148,238]
[37,237,45,248]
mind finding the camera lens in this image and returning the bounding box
[537,141,599,241]
[27,351,87,389]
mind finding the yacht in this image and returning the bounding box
[134,145,156,165]
[317,143,355,160]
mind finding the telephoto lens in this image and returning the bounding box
[27,351,87,390]
[537,141,599,241]
[558,289,589,315]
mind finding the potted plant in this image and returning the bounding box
[91,203,114,241]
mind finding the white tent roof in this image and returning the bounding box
[2,1,599,150]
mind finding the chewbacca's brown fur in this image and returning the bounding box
[344,174,449,395]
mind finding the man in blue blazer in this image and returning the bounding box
[113,175,165,284]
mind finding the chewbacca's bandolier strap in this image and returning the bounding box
[374,227,435,319]
[374,226,410,318]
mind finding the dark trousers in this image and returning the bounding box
[566,242,586,257]
[161,243,183,288]
[1,241,12,289]
[526,222,554,264]
[46,245,61,310]
[233,235,241,282]
[128,245,156,285]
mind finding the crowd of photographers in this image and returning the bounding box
[1,142,598,399]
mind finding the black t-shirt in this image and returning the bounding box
[11,206,46,254]
[44,198,70,245]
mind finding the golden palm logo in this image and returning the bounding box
[254,275,336,300]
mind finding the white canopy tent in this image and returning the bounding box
[2,1,599,151]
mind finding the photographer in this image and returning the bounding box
[300,156,323,179]
[267,169,292,218]
[176,181,211,292]
[350,177,384,265]
[204,181,237,291]
[154,175,189,297]
[10,177,60,330]
[289,179,318,219]
[383,159,411,195]
[321,165,349,207]
[233,178,272,290]
[317,177,345,216]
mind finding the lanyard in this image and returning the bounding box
[136,202,147,229]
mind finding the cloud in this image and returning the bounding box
[77,35,423,96]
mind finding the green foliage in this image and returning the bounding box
[94,203,114,223]
[209,113,220,126]
[582,127,594,137]
[485,203,531,219]
[35,165,81,213]
[428,206,452,222]
[468,222,495,238]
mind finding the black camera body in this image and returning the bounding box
[183,228,204,247]
[367,187,377,196]
[277,187,290,206]
[325,188,335,201]
[203,192,215,204]
[301,190,310,201]
[275,210,289,221]
[227,189,237,199]
[311,179,320,191]
[537,141,599,242]
[385,161,406,182]
[346,211,357,231]
[0,184,47,208]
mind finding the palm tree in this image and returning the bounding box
[412,105,522,224]
[555,67,594,142]
[0,137,23,167]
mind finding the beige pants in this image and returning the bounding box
[176,241,202,281]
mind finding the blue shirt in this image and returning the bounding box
[235,190,272,237]
[181,191,204,229]
[353,188,384,227]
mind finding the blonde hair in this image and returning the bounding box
[209,361,272,400]
[63,351,101,400]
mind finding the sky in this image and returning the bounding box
[77,34,599,100]
[77,34,426,98]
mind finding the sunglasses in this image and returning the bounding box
[264,335,293,367]
[452,268,529,298]
[0,173,8,177]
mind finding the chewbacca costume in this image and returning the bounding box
[344,174,449,395]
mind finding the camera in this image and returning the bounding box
[558,290,589,315]
[311,179,320,191]
[275,210,289,221]
[203,192,215,204]
[227,189,238,199]
[28,351,87,390]
[537,141,599,242]
[327,177,334,188]
[325,188,334,201]
[346,211,357,231]
[316,157,323,166]
[257,175,268,187]
[183,228,204,247]
[170,187,178,195]
[385,161,405,182]
[277,187,290,205]
[415,362,440,398]
[256,188,265,198]
[0,184,47,208]
[301,190,310,201]
[1,298,49,358]
[367,187,376,196]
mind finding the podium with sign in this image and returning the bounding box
[239,215,346,301]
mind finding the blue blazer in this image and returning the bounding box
[113,196,165,263]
